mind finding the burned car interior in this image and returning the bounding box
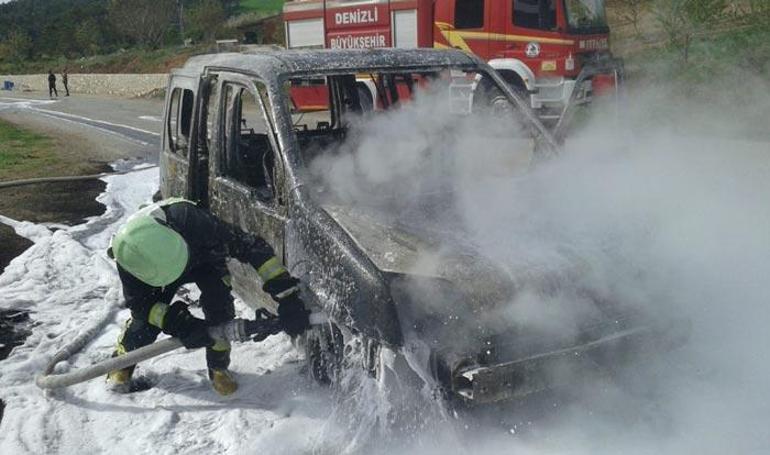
[223,83,277,202]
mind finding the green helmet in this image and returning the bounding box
[111,214,189,287]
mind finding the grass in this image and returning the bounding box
[0,117,108,227]
[239,0,284,14]
[625,25,770,84]
[0,119,60,180]
[611,25,770,141]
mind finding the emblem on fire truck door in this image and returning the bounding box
[525,42,541,58]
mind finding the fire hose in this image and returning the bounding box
[35,316,283,390]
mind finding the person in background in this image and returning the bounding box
[47,70,58,98]
[62,68,69,96]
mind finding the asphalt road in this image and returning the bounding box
[0,91,163,163]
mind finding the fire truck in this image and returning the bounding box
[283,0,623,123]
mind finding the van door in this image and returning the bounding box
[160,75,198,199]
[207,72,287,259]
[191,73,219,208]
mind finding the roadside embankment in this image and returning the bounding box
[0,118,109,270]
[0,73,168,98]
[0,118,110,427]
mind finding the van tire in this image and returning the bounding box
[305,321,344,385]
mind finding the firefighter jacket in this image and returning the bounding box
[115,199,289,326]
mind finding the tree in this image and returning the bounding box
[74,19,103,56]
[745,0,770,26]
[185,0,227,43]
[654,0,726,62]
[615,0,650,35]
[0,29,32,62]
[108,0,177,49]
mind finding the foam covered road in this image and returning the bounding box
[0,167,335,454]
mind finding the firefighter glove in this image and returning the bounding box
[262,273,299,298]
[163,301,215,349]
[277,292,310,337]
[262,273,310,337]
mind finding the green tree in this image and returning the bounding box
[615,0,651,35]
[185,0,227,43]
[74,19,103,56]
[746,0,770,26]
[654,0,726,61]
[0,30,33,62]
[108,0,177,49]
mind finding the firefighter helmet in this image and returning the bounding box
[111,215,189,287]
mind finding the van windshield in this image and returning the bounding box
[564,0,608,33]
[284,66,541,223]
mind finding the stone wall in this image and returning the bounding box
[0,74,169,98]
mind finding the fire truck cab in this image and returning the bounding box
[283,0,623,123]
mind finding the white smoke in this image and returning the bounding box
[305,72,770,454]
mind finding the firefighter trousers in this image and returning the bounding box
[116,266,235,371]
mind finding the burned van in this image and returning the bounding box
[160,49,673,404]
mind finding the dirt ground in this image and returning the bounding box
[0,225,32,275]
[0,115,118,272]
[0,113,127,427]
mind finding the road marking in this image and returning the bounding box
[0,97,58,109]
[29,109,153,147]
[138,115,162,122]
[0,96,57,103]
[30,107,160,136]
[1,97,159,150]
[0,97,160,137]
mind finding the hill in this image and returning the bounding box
[239,0,284,14]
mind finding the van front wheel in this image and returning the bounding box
[304,321,344,386]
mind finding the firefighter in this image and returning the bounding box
[62,68,69,96]
[47,70,58,98]
[106,198,310,395]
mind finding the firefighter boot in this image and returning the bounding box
[209,368,238,396]
[107,366,133,385]
[106,363,136,392]
[207,341,236,395]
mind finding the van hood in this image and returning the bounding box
[322,204,589,310]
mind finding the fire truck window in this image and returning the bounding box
[513,0,557,30]
[167,87,195,156]
[221,82,277,202]
[455,0,484,29]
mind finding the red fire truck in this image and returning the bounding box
[283,0,622,122]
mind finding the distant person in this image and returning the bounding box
[47,70,58,98]
[62,68,69,96]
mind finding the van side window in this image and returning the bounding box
[455,0,484,29]
[513,0,557,30]
[167,87,195,155]
[221,82,277,202]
